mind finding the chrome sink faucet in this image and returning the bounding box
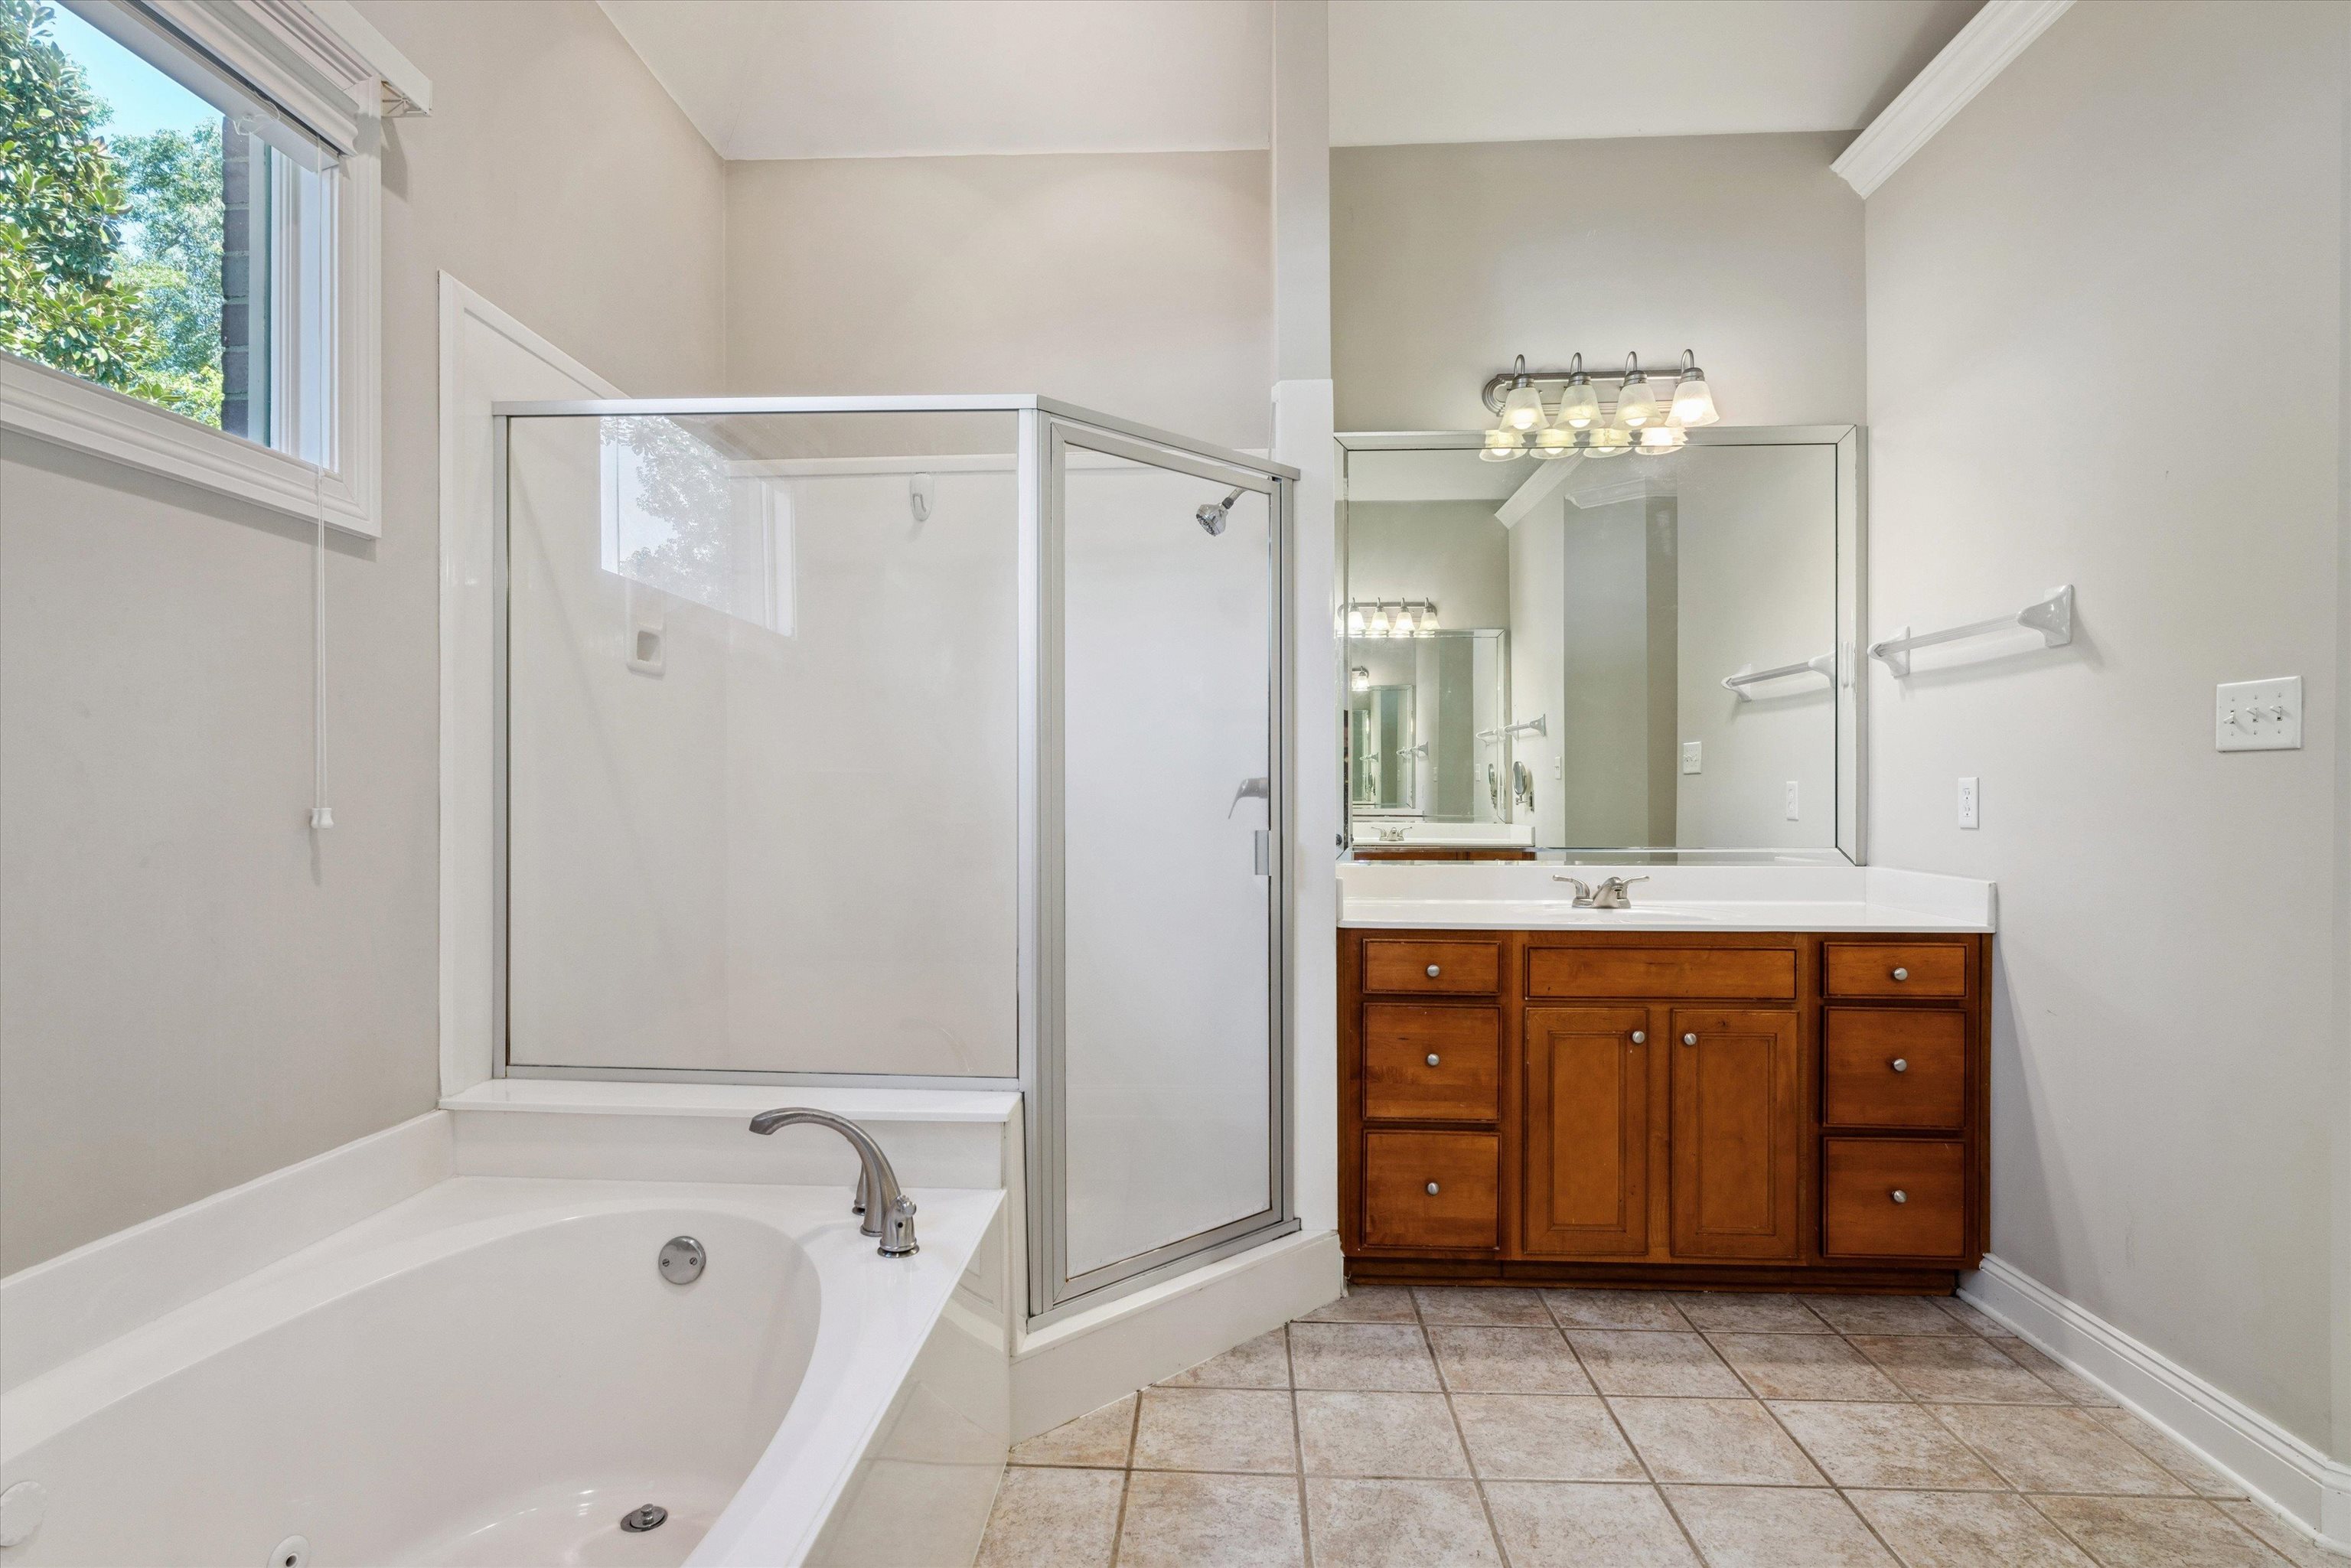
[748,1107,918,1257]
[1554,874,1649,909]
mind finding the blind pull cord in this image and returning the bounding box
[309,471,334,832]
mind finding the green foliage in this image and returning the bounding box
[0,0,221,423]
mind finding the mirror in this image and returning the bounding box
[1339,426,1863,862]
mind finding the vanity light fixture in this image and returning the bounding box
[1369,603,1392,637]
[1345,605,1367,635]
[1351,666,1371,693]
[1392,603,1417,635]
[1342,598,1440,638]
[1479,349,1719,460]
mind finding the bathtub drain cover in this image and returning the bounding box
[621,1504,669,1534]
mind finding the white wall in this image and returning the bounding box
[0,1,726,1273]
[724,151,1273,455]
[1332,132,1865,433]
[1864,0,2346,1456]
[1345,500,1511,631]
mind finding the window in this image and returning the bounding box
[0,0,426,537]
[599,417,797,637]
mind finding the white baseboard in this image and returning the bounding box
[1008,1228,1343,1440]
[1964,1253,2351,1556]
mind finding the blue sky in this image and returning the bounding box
[47,5,217,142]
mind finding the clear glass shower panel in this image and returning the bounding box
[1058,436,1277,1282]
[504,410,1022,1077]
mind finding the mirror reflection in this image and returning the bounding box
[1340,429,1859,859]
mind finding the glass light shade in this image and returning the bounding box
[1345,605,1367,635]
[1616,373,1658,427]
[1369,604,1391,636]
[1419,604,1439,633]
[1350,667,1371,693]
[1479,426,1526,462]
[1531,426,1573,460]
[1585,425,1631,458]
[1501,381,1548,431]
[1635,425,1687,455]
[1558,377,1600,429]
[1392,605,1416,635]
[1670,371,1719,427]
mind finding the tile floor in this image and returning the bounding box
[978,1286,2327,1568]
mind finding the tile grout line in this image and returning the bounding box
[1546,1290,1717,1568]
[1288,1322,1316,1568]
[1101,1384,1145,1568]
[1419,1290,1516,1568]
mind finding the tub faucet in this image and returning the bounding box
[748,1107,918,1258]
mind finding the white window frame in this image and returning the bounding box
[0,0,430,540]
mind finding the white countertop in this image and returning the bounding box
[1339,861,1995,933]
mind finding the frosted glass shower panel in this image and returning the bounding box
[504,411,1022,1077]
[1058,441,1277,1281]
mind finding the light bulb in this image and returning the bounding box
[1670,365,1719,427]
[1370,604,1392,636]
[1420,604,1440,633]
[1586,425,1631,458]
[1479,426,1525,463]
[1616,363,1658,428]
[1559,373,1599,429]
[1502,380,1547,432]
[1345,605,1366,636]
[1532,425,1573,460]
[1635,425,1687,456]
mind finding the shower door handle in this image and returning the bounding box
[1253,829,1271,877]
[1227,775,1270,817]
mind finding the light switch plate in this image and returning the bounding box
[1681,741,1702,774]
[1784,781,1800,820]
[1958,776,1979,829]
[2215,676,2302,751]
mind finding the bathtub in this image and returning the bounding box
[0,1175,1008,1567]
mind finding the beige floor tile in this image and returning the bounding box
[1932,1404,2190,1495]
[1668,1292,1831,1333]
[1296,1390,1469,1478]
[1289,1322,1442,1390]
[1430,1325,1593,1394]
[1302,1286,1420,1323]
[1115,1470,1306,1568]
[1543,1288,1692,1331]
[2030,1495,2284,1568]
[1306,1477,1503,1568]
[976,1465,1125,1568]
[1483,1482,1701,1567]
[1158,1328,1292,1389]
[1845,1489,2097,1567]
[1850,1334,2071,1403]
[1008,1393,1134,1468]
[1768,1401,2004,1489]
[1452,1394,1645,1482]
[1565,1330,1748,1397]
[1130,1387,1299,1473]
[1935,1297,2007,1335]
[1412,1285,1554,1325]
[1662,1485,1896,1566]
[1992,1338,2121,1407]
[2217,1500,2343,1567]
[2086,1408,2246,1497]
[1609,1397,1824,1485]
[1709,1332,1906,1400]
[1807,1294,1974,1336]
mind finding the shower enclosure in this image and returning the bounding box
[494,396,1297,1322]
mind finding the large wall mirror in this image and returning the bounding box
[1339,426,1864,863]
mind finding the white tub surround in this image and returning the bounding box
[1339,859,1995,932]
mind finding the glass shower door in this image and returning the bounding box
[1037,420,1292,1316]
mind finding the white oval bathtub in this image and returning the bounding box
[0,1178,1007,1568]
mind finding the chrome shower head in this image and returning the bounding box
[1196,487,1244,536]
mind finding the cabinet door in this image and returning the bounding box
[1521,1006,1655,1256]
[1670,1008,1802,1260]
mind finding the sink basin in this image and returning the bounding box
[1342,897,1720,927]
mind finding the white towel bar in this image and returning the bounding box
[1723,652,1836,702]
[1870,585,2073,676]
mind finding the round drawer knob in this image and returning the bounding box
[1890,1188,1909,1205]
[1426,964,1442,978]
[1425,1182,1440,1196]
[1630,1030,1646,1044]
[1891,1058,1909,1073]
[1682,1033,1697,1045]
[1892,967,1910,981]
[1426,1053,1441,1067]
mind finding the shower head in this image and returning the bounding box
[1196,487,1244,536]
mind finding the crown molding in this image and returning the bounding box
[1832,0,2074,199]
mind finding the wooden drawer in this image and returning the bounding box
[1363,1005,1499,1122]
[1363,1130,1498,1250]
[1823,1138,1967,1258]
[1363,939,1501,996]
[1824,1009,1966,1130]
[1529,945,1795,1001]
[1824,941,1968,999]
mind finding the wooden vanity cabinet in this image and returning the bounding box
[1340,928,1991,1291]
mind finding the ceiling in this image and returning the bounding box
[602,0,1981,164]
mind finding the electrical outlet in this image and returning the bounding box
[1958,776,1979,829]
[2215,676,2302,751]
[1552,756,1562,781]
[1681,741,1702,775]
[1784,781,1800,820]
